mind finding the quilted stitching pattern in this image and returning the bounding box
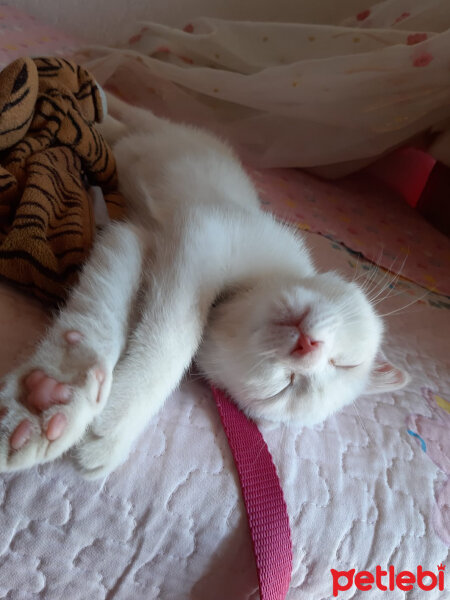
[0,231,449,600]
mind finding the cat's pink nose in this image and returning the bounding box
[292,331,322,356]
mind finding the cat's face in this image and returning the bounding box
[196,273,408,425]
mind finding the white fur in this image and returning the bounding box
[0,95,407,476]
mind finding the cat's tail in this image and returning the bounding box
[97,92,165,145]
[104,92,165,135]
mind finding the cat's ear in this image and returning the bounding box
[365,359,410,395]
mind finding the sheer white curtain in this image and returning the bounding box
[77,0,450,172]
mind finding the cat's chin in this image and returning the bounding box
[240,398,349,428]
[237,399,333,428]
[218,363,372,427]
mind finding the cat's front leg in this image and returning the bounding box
[75,365,150,478]
[76,278,207,479]
[0,222,143,472]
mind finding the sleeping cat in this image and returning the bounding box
[0,94,408,477]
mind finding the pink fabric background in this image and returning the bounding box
[249,166,450,296]
[0,5,79,65]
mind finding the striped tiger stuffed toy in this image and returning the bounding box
[0,57,125,304]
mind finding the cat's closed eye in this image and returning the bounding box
[280,373,295,393]
[329,359,361,370]
[269,374,295,399]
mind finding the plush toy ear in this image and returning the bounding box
[0,58,38,150]
[365,360,410,395]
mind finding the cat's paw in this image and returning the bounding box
[75,423,132,479]
[0,330,112,472]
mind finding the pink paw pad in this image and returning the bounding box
[94,369,105,402]
[24,370,72,411]
[64,330,83,344]
[10,419,33,450]
[46,413,67,441]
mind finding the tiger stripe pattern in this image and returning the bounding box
[0,57,125,304]
[0,57,38,151]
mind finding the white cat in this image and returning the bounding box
[0,95,408,477]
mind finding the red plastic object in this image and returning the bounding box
[367,147,436,207]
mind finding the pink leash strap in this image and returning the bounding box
[211,386,293,600]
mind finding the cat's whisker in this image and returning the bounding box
[349,252,364,284]
[378,291,429,317]
[246,354,274,376]
[365,257,401,302]
[355,265,379,293]
[378,305,429,318]
[189,372,223,383]
[372,288,416,307]
[354,246,385,292]
[367,274,395,303]
[360,249,406,300]
[367,254,408,305]
[336,304,366,322]
[378,253,407,288]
